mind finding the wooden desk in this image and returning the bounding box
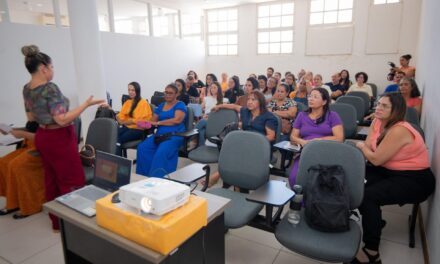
[44,174,230,264]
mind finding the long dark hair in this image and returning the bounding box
[264,77,278,94]
[175,79,186,95]
[401,77,421,98]
[307,87,330,125]
[340,69,351,88]
[247,77,259,90]
[21,45,52,74]
[211,81,224,105]
[377,92,407,145]
[249,91,268,114]
[128,82,141,118]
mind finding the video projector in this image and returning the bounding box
[119,178,190,216]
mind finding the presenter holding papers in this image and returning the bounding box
[0,124,23,146]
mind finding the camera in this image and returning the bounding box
[387,62,397,81]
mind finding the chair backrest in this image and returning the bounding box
[154,91,165,97]
[205,109,239,138]
[273,113,282,143]
[219,131,271,190]
[121,94,130,106]
[367,83,378,98]
[409,122,425,141]
[151,95,165,107]
[73,117,82,145]
[85,118,118,155]
[296,141,365,209]
[336,96,365,123]
[296,102,309,112]
[185,106,195,130]
[347,91,370,115]
[329,103,357,139]
[405,107,420,126]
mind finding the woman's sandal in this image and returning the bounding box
[12,213,29,220]
[0,208,19,216]
[351,247,382,264]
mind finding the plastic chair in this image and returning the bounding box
[367,83,378,98]
[405,107,420,126]
[347,91,370,115]
[275,141,365,263]
[330,103,358,139]
[336,96,365,124]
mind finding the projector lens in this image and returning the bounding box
[141,198,152,213]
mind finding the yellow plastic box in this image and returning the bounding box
[96,193,208,255]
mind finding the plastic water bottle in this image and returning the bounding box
[288,185,303,225]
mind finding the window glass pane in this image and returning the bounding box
[310,12,323,25]
[207,8,238,56]
[281,42,292,53]
[58,0,70,26]
[338,9,352,23]
[270,31,281,42]
[258,17,270,29]
[282,3,294,15]
[209,46,218,55]
[281,30,293,42]
[281,15,294,27]
[374,0,387,4]
[97,0,110,32]
[258,32,270,43]
[218,45,228,55]
[218,21,227,32]
[209,35,218,45]
[228,45,238,55]
[218,10,227,21]
[228,34,238,45]
[218,35,228,45]
[258,43,269,54]
[339,0,353,9]
[259,5,270,17]
[269,43,281,53]
[8,0,54,26]
[387,0,400,3]
[323,11,337,23]
[269,16,281,28]
[311,0,324,12]
[208,22,218,32]
[114,0,149,35]
[270,4,281,16]
[228,9,237,20]
[324,0,338,11]
[227,20,237,31]
[207,11,217,22]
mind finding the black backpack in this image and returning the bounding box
[304,164,350,232]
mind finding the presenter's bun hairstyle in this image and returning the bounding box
[21,45,40,57]
[21,45,52,74]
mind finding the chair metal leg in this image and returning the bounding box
[408,203,419,248]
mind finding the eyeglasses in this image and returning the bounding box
[164,91,175,95]
[376,102,392,109]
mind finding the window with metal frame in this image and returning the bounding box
[206,8,238,56]
[309,0,353,25]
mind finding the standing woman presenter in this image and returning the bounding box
[21,45,104,230]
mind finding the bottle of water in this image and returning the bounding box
[288,185,303,225]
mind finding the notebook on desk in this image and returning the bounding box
[56,150,132,217]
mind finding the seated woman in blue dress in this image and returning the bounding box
[136,84,187,178]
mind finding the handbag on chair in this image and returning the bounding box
[79,144,96,167]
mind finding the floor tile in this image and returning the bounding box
[225,234,279,264]
[382,204,413,215]
[381,211,421,248]
[379,239,424,264]
[20,243,64,264]
[273,251,320,264]
[230,225,283,250]
[0,212,45,236]
[0,214,61,264]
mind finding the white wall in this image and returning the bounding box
[205,0,421,93]
[0,23,205,127]
[416,0,440,263]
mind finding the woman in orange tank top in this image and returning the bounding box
[351,93,435,264]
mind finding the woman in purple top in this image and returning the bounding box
[288,87,344,188]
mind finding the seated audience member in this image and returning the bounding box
[353,93,434,264]
[297,69,306,81]
[263,77,278,101]
[187,70,205,89]
[282,71,292,82]
[399,77,423,115]
[258,75,268,92]
[313,74,332,96]
[304,71,315,86]
[268,83,298,141]
[185,75,200,100]
[340,69,352,92]
[398,54,416,78]
[136,84,187,178]
[0,121,45,219]
[273,72,282,82]
[348,72,373,98]
[196,82,226,146]
[267,67,274,78]
[288,88,344,188]
[206,91,277,186]
[289,77,309,107]
[115,82,152,156]
[224,75,243,104]
[202,73,218,99]
[285,73,297,93]
[236,77,259,107]
[175,79,189,105]
[220,72,228,93]
[384,71,405,93]
[326,72,346,100]
[249,73,258,79]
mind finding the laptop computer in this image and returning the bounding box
[56,150,132,217]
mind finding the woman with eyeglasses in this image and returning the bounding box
[288,88,344,188]
[399,77,422,115]
[352,93,434,264]
[136,84,187,178]
[268,83,298,141]
[347,72,373,98]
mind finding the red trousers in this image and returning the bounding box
[35,125,85,230]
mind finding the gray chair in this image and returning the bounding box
[405,107,420,126]
[207,131,271,228]
[336,96,365,124]
[347,91,370,115]
[83,118,118,183]
[73,117,82,144]
[188,109,239,164]
[367,83,378,98]
[330,103,358,139]
[275,140,365,263]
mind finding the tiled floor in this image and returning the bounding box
[0,153,425,264]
